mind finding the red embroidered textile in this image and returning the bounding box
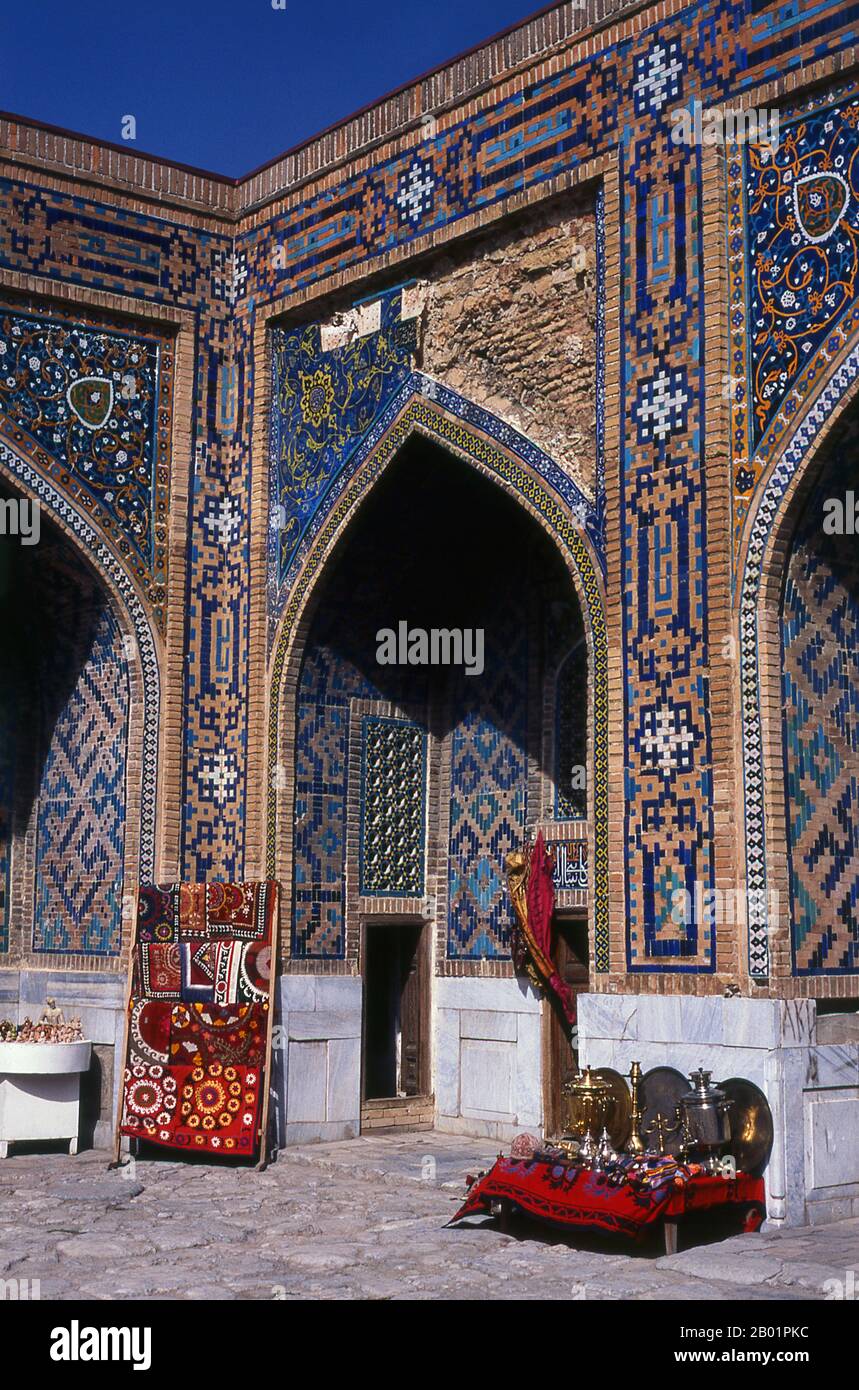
[120,881,278,1158]
[448,1157,765,1239]
[527,833,577,1025]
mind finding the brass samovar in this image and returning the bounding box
[562,1067,616,1143]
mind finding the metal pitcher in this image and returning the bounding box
[678,1069,733,1156]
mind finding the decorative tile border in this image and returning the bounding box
[739,343,859,976]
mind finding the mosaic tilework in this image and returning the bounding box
[293,700,349,960]
[740,343,859,975]
[243,59,621,303]
[1,0,855,963]
[547,589,589,823]
[0,667,16,953]
[267,384,610,969]
[269,286,418,629]
[782,457,859,975]
[359,717,427,897]
[620,10,731,974]
[33,599,129,956]
[729,89,859,559]
[448,620,528,960]
[293,624,386,957]
[741,0,859,92]
[555,641,589,821]
[0,438,160,893]
[0,302,173,626]
[0,176,237,879]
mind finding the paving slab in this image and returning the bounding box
[0,1136,856,1299]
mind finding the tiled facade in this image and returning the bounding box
[0,0,858,1165]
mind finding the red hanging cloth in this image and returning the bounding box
[525,831,577,1027]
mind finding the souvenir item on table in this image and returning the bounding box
[639,1065,688,1156]
[641,1107,683,1155]
[577,1129,598,1165]
[448,1154,766,1242]
[510,1132,540,1160]
[626,1060,645,1154]
[593,1067,632,1150]
[718,1077,773,1176]
[562,1066,614,1141]
[677,1069,733,1163]
[595,1127,617,1169]
[115,881,279,1162]
[39,999,65,1028]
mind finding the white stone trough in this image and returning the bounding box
[0,1040,92,1157]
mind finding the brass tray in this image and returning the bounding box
[641,1065,688,1156]
[719,1076,774,1176]
[594,1067,632,1150]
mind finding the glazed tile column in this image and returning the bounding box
[616,14,741,984]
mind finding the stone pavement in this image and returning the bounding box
[0,1133,857,1300]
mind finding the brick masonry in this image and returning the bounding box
[0,0,856,1011]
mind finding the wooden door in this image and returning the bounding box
[399,926,424,1096]
[543,915,589,1136]
[363,921,428,1100]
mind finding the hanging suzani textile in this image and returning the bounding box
[117,882,278,1159]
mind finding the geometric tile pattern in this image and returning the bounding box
[620,12,719,974]
[782,458,859,975]
[33,600,129,955]
[0,436,160,897]
[554,634,588,822]
[0,666,16,953]
[292,626,385,957]
[2,0,855,968]
[267,384,610,969]
[448,621,528,960]
[739,343,859,976]
[359,717,426,898]
[0,300,173,627]
[293,700,349,960]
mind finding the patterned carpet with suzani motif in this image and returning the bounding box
[118,882,278,1158]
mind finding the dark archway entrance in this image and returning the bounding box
[780,422,859,977]
[0,482,130,960]
[291,435,588,1131]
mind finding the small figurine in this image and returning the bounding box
[40,998,65,1029]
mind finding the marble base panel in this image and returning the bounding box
[578,993,859,1229]
[434,975,543,1140]
[272,976,363,1147]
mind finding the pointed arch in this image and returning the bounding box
[266,376,609,971]
[738,339,859,980]
[0,435,161,906]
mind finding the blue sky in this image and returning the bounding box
[2,1,547,176]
